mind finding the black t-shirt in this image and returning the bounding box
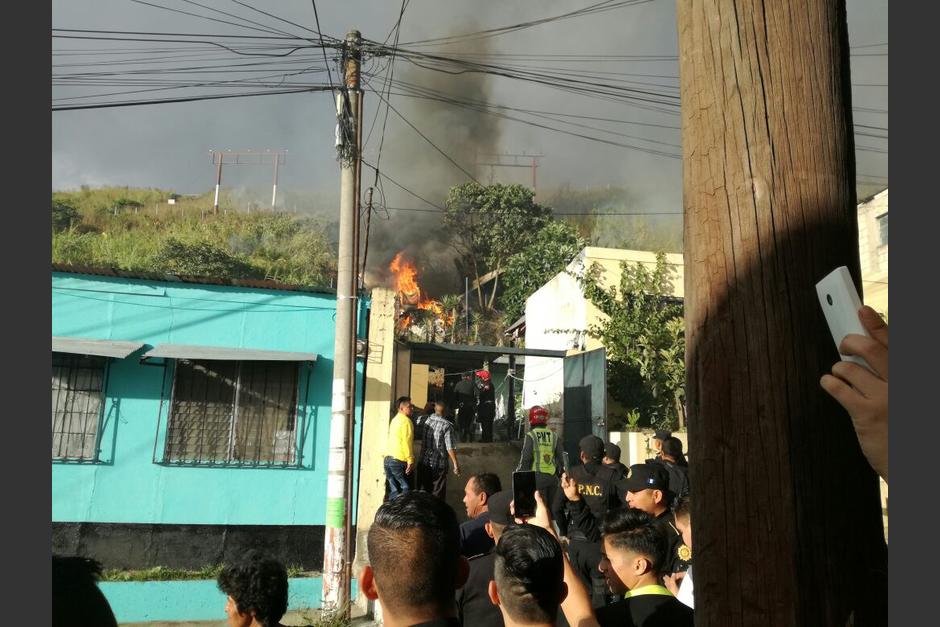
[596,594,694,627]
[569,462,622,524]
[456,551,504,627]
[454,379,476,403]
[459,512,494,558]
[653,510,691,574]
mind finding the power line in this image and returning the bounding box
[52,85,331,111]
[364,78,481,184]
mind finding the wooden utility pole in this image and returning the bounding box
[678,1,887,625]
[322,30,361,616]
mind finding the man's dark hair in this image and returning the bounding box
[396,395,412,409]
[494,525,565,624]
[368,491,461,614]
[673,495,690,522]
[662,437,688,466]
[601,508,667,574]
[52,556,118,627]
[471,473,502,499]
[216,551,288,627]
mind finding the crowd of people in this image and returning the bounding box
[52,308,888,627]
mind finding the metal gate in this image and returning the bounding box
[562,347,607,460]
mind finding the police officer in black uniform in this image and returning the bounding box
[621,463,691,575]
[563,435,623,608]
[457,490,514,627]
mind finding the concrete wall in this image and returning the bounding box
[522,247,684,422]
[100,577,357,624]
[608,431,689,467]
[52,272,364,528]
[352,289,397,590]
[857,188,888,315]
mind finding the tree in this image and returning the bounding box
[52,201,80,232]
[678,0,886,623]
[153,239,261,279]
[443,183,551,310]
[500,220,585,321]
[578,253,685,430]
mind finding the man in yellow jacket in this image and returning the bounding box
[385,396,415,499]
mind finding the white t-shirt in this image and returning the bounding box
[676,566,694,608]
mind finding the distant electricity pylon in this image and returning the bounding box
[476,151,544,191]
[208,149,288,214]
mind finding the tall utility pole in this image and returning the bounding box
[271,151,280,209]
[677,1,887,625]
[213,152,223,214]
[322,30,361,616]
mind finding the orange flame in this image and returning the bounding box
[389,253,456,331]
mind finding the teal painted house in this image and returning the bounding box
[51,265,366,572]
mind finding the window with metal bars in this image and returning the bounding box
[52,352,107,461]
[164,360,300,466]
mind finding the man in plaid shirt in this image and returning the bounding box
[417,401,461,499]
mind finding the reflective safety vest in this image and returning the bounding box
[529,427,557,474]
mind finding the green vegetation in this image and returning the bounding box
[544,185,683,252]
[51,187,337,287]
[578,253,686,431]
[100,564,307,582]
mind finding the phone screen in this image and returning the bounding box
[562,451,570,475]
[513,470,537,519]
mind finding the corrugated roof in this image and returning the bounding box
[52,263,336,296]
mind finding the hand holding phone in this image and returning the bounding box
[512,470,537,519]
[816,266,874,373]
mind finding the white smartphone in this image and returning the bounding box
[815,266,873,372]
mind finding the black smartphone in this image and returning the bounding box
[562,451,570,475]
[512,470,537,519]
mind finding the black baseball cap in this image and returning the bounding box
[621,464,669,493]
[580,435,605,461]
[604,442,622,462]
[488,490,514,526]
[653,430,672,441]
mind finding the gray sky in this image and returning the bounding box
[52,0,887,216]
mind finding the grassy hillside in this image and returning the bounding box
[51,187,338,287]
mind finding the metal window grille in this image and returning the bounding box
[164,359,299,466]
[877,212,888,246]
[52,352,106,461]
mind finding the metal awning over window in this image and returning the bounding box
[143,344,317,362]
[52,336,144,359]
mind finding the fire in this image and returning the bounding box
[389,252,456,335]
[390,253,421,306]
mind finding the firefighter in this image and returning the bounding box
[454,373,477,442]
[516,406,565,475]
[475,369,497,443]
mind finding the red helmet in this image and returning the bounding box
[529,405,549,426]
[476,369,491,381]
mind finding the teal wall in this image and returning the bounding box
[99,577,358,623]
[52,272,365,526]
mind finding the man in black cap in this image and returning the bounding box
[602,442,628,480]
[566,435,622,527]
[658,437,690,503]
[563,435,622,608]
[457,490,514,627]
[621,463,690,575]
[645,430,672,463]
